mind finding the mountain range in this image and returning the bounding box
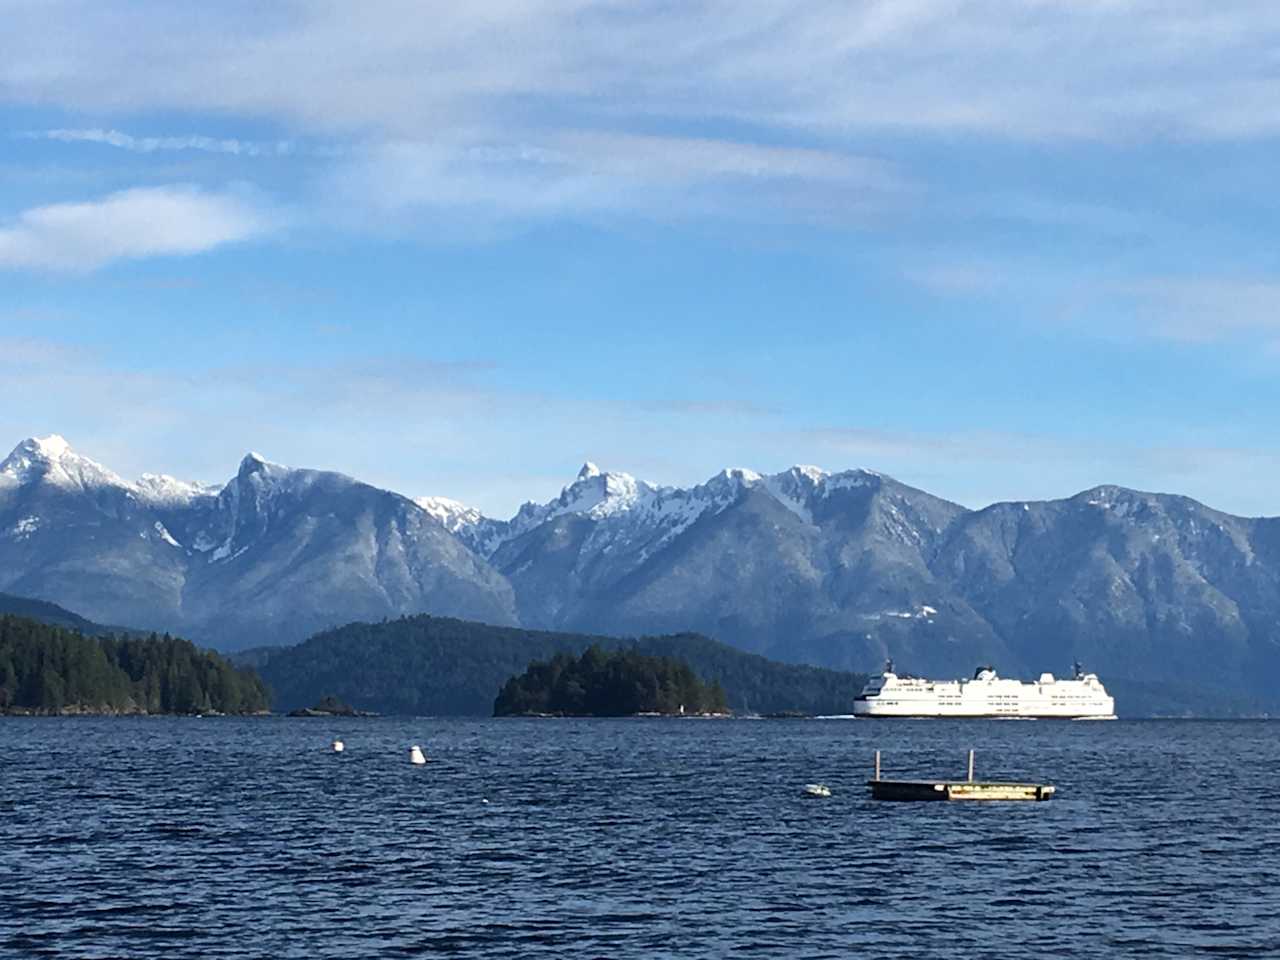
[3,435,1278,705]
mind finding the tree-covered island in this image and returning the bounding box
[494,645,728,716]
[0,614,270,715]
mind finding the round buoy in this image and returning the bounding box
[409,745,427,765]
[332,739,345,753]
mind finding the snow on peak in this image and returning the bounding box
[493,465,656,542]
[823,468,882,493]
[31,434,71,458]
[553,466,653,520]
[4,435,72,469]
[415,495,486,533]
[136,473,220,505]
[0,435,129,492]
[442,459,893,565]
[237,451,288,481]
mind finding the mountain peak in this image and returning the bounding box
[1,435,127,491]
[237,451,286,480]
[136,472,220,505]
[790,464,828,482]
[415,495,486,533]
[712,467,763,486]
[560,464,646,514]
[29,434,72,459]
[5,434,73,465]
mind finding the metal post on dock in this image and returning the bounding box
[874,749,881,781]
[967,749,975,783]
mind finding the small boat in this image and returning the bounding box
[803,783,831,798]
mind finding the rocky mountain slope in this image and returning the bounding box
[4,435,1279,704]
[0,436,515,647]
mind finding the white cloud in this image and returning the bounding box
[0,185,275,271]
[22,128,296,157]
[3,1,1280,142]
[8,2,1277,237]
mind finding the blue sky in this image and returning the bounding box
[3,0,1280,517]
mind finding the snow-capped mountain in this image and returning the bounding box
[1,434,131,494]
[410,459,1280,698]
[414,495,485,535]
[4,433,1280,704]
[0,436,515,646]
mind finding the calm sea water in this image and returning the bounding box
[3,717,1278,958]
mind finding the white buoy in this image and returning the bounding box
[409,745,427,765]
[332,739,345,753]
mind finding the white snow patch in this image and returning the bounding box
[9,516,39,540]
[136,473,219,505]
[762,473,813,524]
[823,469,880,494]
[30,435,70,458]
[211,541,250,562]
[415,495,486,533]
[153,521,182,547]
[793,464,828,483]
[881,605,937,621]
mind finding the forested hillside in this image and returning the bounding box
[0,615,269,715]
[0,593,104,633]
[259,615,865,716]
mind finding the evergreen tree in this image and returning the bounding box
[0,615,270,715]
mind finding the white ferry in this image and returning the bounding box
[853,661,1116,719]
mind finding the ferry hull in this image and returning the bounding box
[852,708,1116,719]
[852,664,1116,719]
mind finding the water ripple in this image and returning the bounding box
[2,717,1278,958]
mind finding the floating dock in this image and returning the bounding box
[868,750,1055,802]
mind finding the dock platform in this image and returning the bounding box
[868,750,1055,802]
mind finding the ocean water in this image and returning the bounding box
[3,717,1278,958]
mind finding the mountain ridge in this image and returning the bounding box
[3,434,1278,705]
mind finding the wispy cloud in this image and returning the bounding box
[329,133,906,228]
[20,128,297,157]
[5,2,1280,142]
[10,3,1279,240]
[1122,277,1280,343]
[0,185,276,271]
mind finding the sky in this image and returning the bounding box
[3,0,1280,518]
